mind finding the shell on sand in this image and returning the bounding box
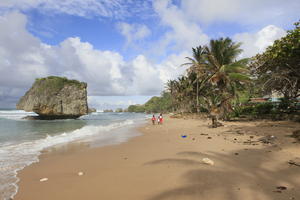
[39,178,48,182]
[78,172,84,176]
[202,158,214,165]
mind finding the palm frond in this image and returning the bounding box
[228,73,251,82]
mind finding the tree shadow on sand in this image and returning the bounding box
[146,147,300,200]
[144,158,204,167]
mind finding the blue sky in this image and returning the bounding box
[0,0,299,109]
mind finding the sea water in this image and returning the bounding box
[0,109,148,200]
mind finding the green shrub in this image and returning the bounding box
[254,103,274,114]
[232,103,275,118]
[35,76,85,94]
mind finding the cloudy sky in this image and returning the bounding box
[0,0,299,109]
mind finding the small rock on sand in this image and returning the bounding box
[202,158,214,165]
[276,186,287,190]
[78,172,84,176]
[288,158,300,167]
[40,178,48,182]
[291,130,300,141]
[259,135,277,144]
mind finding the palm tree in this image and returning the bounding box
[182,46,208,112]
[205,37,250,123]
[167,37,249,127]
[166,80,178,111]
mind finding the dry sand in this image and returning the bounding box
[14,116,300,200]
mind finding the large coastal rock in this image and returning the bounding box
[17,76,88,119]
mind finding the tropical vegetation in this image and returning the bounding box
[251,21,300,107]
[127,21,300,126]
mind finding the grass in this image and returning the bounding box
[35,76,86,94]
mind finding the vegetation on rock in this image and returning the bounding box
[35,76,86,94]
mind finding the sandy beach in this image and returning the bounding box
[14,116,300,200]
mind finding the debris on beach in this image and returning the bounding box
[202,158,214,165]
[276,186,287,190]
[207,137,212,139]
[78,172,84,176]
[258,135,277,144]
[39,178,48,182]
[181,135,187,138]
[236,130,245,135]
[273,186,288,193]
[243,140,259,145]
[288,158,300,167]
[290,130,300,141]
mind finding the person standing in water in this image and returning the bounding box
[159,113,163,125]
[151,115,156,125]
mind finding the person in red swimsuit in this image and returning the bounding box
[151,115,156,125]
[159,113,163,124]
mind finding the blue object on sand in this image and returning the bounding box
[181,135,187,138]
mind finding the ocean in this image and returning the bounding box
[0,109,148,200]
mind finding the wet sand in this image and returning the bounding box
[15,116,300,200]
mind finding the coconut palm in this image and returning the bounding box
[205,38,250,122]
[166,37,250,127]
[182,46,208,112]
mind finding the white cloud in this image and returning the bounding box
[152,0,291,60]
[150,0,297,57]
[0,0,153,19]
[153,0,209,53]
[0,11,187,107]
[181,0,300,26]
[127,55,163,95]
[234,25,286,58]
[0,11,49,89]
[158,51,190,83]
[117,22,151,47]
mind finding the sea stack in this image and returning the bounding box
[16,76,88,119]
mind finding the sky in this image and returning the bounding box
[0,0,299,109]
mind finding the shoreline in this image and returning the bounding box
[14,116,300,200]
[0,117,146,200]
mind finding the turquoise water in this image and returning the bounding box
[0,110,148,200]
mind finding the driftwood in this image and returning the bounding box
[288,158,300,167]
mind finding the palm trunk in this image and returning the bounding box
[211,115,217,128]
[196,80,199,113]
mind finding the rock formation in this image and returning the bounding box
[17,76,88,119]
[88,108,97,113]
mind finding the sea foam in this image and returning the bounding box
[0,110,37,120]
[0,119,135,200]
